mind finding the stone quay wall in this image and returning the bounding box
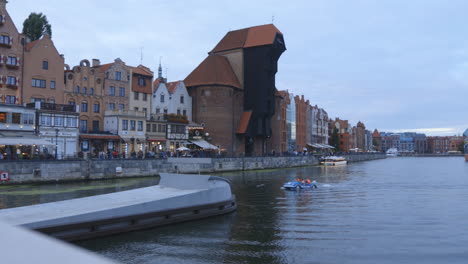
[0,153,385,184]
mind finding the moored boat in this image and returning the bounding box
[320,156,347,166]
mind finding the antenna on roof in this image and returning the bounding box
[140,47,144,65]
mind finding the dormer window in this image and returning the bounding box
[138,77,145,86]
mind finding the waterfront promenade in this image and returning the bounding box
[0,153,385,184]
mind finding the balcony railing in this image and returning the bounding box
[26,102,76,112]
[104,109,146,117]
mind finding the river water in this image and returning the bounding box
[1,157,468,263]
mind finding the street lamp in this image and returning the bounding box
[55,128,59,160]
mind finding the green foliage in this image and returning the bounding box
[330,128,340,150]
[22,12,52,41]
[458,141,465,153]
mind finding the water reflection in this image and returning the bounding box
[0,177,160,209]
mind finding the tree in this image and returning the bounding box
[22,13,52,41]
[330,128,340,150]
[458,141,465,153]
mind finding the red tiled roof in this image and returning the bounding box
[25,40,40,51]
[153,78,162,89]
[211,24,282,53]
[95,63,113,72]
[166,81,180,94]
[130,65,153,76]
[372,129,380,137]
[236,111,252,134]
[184,54,241,89]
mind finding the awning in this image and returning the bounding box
[0,136,54,146]
[308,143,335,149]
[147,138,166,142]
[190,139,219,150]
[79,134,120,140]
[236,111,252,134]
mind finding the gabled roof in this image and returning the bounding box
[166,81,180,94]
[211,24,282,53]
[130,65,153,77]
[184,54,241,89]
[373,129,381,137]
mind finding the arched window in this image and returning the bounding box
[82,87,87,94]
[89,88,94,95]
[75,86,80,93]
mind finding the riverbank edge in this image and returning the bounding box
[0,154,386,184]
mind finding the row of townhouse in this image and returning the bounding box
[372,131,465,154]
[0,1,215,159]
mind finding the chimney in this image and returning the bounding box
[92,59,100,67]
[0,0,7,10]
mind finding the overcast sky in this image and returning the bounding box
[10,0,468,136]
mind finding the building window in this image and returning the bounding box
[137,121,143,131]
[75,86,80,93]
[54,116,64,127]
[80,120,87,133]
[7,56,17,66]
[92,120,99,131]
[156,108,160,114]
[119,87,125,97]
[67,117,77,127]
[108,103,115,110]
[180,96,184,104]
[40,116,52,126]
[89,88,94,95]
[0,35,10,45]
[11,113,21,124]
[6,76,16,85]
[68,100,75,105]
[109,86,115,96]
[49,99,55,104]
[32,79,46,88]
[82,87,87,94]
[119,104,124,110]
[143,93,147,101]
[130,120,136,131]
[115,71,122,81]
[177,109,180,115]
[50,81,56,89]
[163,109,168,114]
[134,107,138,111]
[143,107,147,114]
[42,61,48,70]
[23,113,34,125]
[81,101,88,112]
[93,103,100,113]
[122,120,128,130]
[0,112,6,123]
[152,124,157,132]
[5,95,16,104]
[183,110,187,116]
[146,124,151,132]
[138,77,145,86]
[160,94,164,103]
[134,92,139,100]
